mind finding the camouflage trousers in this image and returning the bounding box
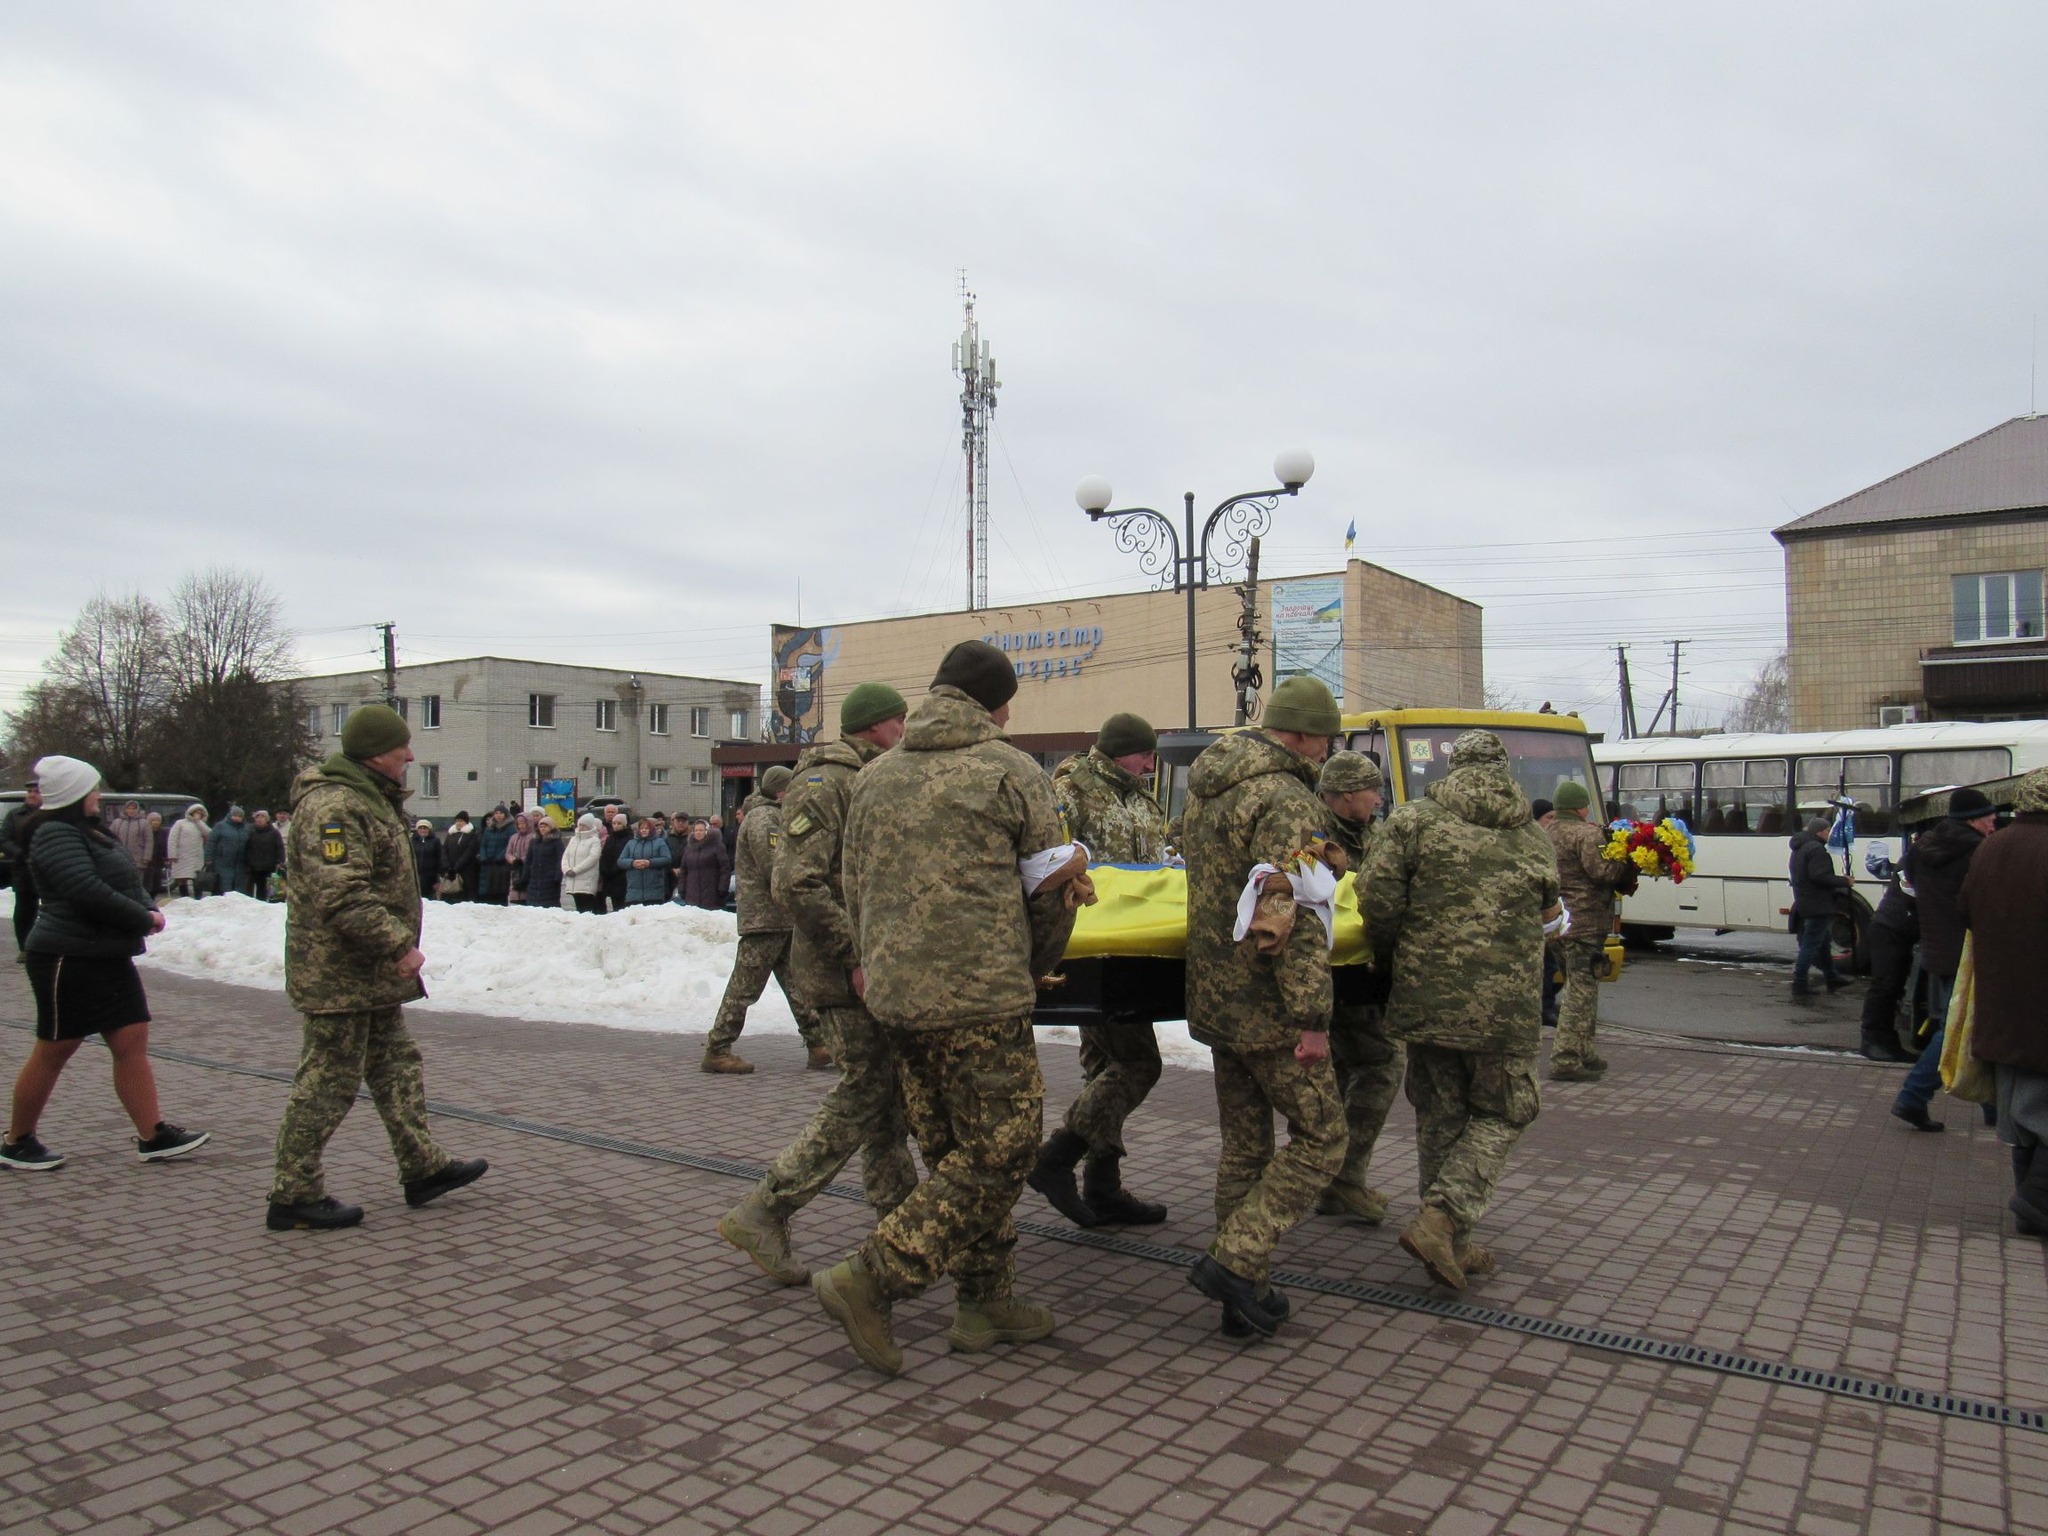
[1329,1003,1405,1193]
[1406,1042,1541,1242]
[1209,1043,1347,1285]
[1551,935,1606,1071]
[1061,1022,1163,1159]
[708,930,822,1055]
[270,1007,449,1204]
[756,1005,917,1219]
[862,1014,1042,1303]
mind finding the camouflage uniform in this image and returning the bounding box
[1182,729,1346,1285]
[750,738,916,1218]
[1052,747,1169,1159]
[842,685,1077,1300]
[707,790,823,1056]
[1547,812,1625,1074]
[270,754,452,1202]
[1320,803,1405,1206]
[1362,732,1558,1252]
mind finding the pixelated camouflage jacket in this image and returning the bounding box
[1181,729,1335,1051]
[284,754,423,1015]
[1053,747,1167,864]
[1548,813,1624,935]
[1320,807,1374,873]
[733,792,791,934]
[1362,759,1560,1051]
[772,735,886,1010]
[843,685,1076,1031]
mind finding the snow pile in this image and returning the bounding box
[1,889,1212,1067]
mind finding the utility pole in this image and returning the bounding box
[1641,638,1689,735]
[1615,645,1639,740]
[377,623,398,708]
[1233,537,1264,725]
[952,274,1000,611]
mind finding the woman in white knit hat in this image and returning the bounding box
[0,755,208,1171]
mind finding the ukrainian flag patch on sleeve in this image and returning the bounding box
[321,823,347,864]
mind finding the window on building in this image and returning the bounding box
[391,696,408,720]
[648,703,669,735]
[594,765,617,794]
[526,762,555,783]
[306,705,324,738]
[690,767,711,787]
[1901,748,2012,799]
[595,698,616,732]
[466,770,479,781]
[690,707,712,738]
[420,694,441,729]
[1698,758,1789,836]
[331,703,350,735]
[648,766,670,786]
[729,709,748,738]
[419,764,440,798]
[1795,753,1896,835]
[1953,570,2045,645]
[1612,763,1697,825]
[528,693,556,728]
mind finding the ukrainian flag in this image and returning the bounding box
[1344,519,1357,554]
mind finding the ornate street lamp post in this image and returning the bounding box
[1075,449,1315,730]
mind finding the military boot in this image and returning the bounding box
[806,1046,837,1071]
[1582,1051,1609,1074]
[718,1191,808,1285]
[813,1255,900,1376]
[1026,1130,1099,1227]
[1398,1206,1466,1290]
[1548,1060,1604,1083]
[948,1294,1056,1353]
[1317,1180,1389,1224]
[1455,1242,1498,1278]
[702,1051,755,1075]
[1082,1153,1167,1225]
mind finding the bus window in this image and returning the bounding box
[1902,748,2011,797]
[1699,758,1788,835]
[1395,726,1600,815]
[1795,754,1895,836]
[1613,762,1697,825]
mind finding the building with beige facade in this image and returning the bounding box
[1776,415,2048,731]
[297,657,759,821]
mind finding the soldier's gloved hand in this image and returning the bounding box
[1294,1029,1330,1065]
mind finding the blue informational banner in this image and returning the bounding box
[1271,576,1345,707]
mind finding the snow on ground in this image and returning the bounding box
[0,889,1211,1068]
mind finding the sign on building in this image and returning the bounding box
[1271,577,1345,706]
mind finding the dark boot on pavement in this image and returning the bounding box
[1082,1152,1167,1225]
[1860,1028,1916,1063]
[718,1191,808,1285]
[266,1195,364,1231]
[1190,1254,1280,1338]
[404,1157,488,1208]
[1399,1206,1467,1291]
[1890,1103,1945,1133]
[813,1255,900,1376]
[1027,1129,1099,1227]
[948,1294,1056,1352]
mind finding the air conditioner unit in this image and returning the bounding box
[1878,704,1922,727]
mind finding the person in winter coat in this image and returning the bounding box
[475,807,514,905]
[440,813,478,901]
[619,819,674,906]
[600,814,632,912]
[1365,729,1564,1294]
[244,810,284,899]
[678,819,732,910]
[410,820,444,898]
[3,781,42,954]
[1957,767,2048,1234]
[1892,787,1996,1132]
[524,817,565,909]
[1545,779,1632,1083]
[1787,812,1851,996]
[1,756,208,1171]
[165,804,209,899]
[505,813,534,903]
[109,800,153,873]
[209,806,252,897]
[703,768,829,1070]
[143,812,168,895]
[1857,846,1920,1062]
[562,814,606,913]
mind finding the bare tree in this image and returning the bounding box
[166,567,295,695]
[37,592,173,787]
[1726,651,1789,733]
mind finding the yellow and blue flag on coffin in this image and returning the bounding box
[1062,864,1372,967]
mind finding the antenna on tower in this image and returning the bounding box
[952,275,999,611]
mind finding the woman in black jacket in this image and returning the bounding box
[440,812,479,902]
[411,820,445,898]
[1,755,208,1171]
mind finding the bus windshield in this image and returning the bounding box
[1394,726,1599,815]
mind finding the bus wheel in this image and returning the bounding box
[1620,924,1673,951]
[1831,899,1872,976]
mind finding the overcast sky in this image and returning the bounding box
[5,4,2045,735]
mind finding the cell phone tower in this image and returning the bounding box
[952,274,1000,611]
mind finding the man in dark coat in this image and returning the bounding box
[599,813,631,913]
[440,813,478,901]
[1959,768,2048,1234]
[245,810,285,899]
[1892,787,1995,1132]
[1857,846,1919,1062]
[1788,813,1851,997]
[678,819,732,909]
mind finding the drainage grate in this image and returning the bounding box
[16,1022,2042,1435]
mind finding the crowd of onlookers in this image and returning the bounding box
[407,805,737,914]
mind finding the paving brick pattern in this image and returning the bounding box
[2,965,2043,1535]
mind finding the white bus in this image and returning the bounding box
[1592,721,2048,963]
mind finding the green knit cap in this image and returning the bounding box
[1096,712,1157,758]
[840,681,907,735]
[341,703,411,760]
[1553,779,1591,812]
[761,765,794,797]
[1263,676,1341,735]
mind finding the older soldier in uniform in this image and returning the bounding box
[1316,750,1402,1224]
[703,765,831,1072]
[717,684,917,1284]
[817,641,1080,1376]
[1029,710,1171,1228]
[1181,676,1348,1338]
[1364,729,1561,1289]
[266,705,486,1230]
[1546,779,1628,1082]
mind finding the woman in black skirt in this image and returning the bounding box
[1,755,208,1171]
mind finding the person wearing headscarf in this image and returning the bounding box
[524,815,566,910]
[562,813,607,913]
[410,819,444,898]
